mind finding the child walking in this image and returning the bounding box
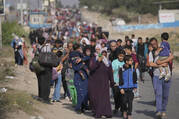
[52,51,63,102]
[119,55,138,119]
[112,50,125,114]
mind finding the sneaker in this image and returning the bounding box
[156,112,162,117]
[43,100,53,105]
[75,109,82,114]
[159,72,165,79]
[105,115,112,118]
[51,100,56,103]
[134,96,141,101]
[161,112,167,118]
[164,73,171,82]
[66,97,72,102]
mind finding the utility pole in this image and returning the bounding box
[0,0,5,49]
[20,0,23,25]
[0,16,2,49]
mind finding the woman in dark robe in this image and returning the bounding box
[88,44,115,118]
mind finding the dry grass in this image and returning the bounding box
[0,47,15,82]
[0,89,39,119]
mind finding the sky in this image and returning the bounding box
[60,0,79,7]
[5,0,43,9]
[5,0,79,9]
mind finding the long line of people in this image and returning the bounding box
[27,8,173,119]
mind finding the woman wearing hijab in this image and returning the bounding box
[88,44,115,118]
[11,35,24,66]
[35,38,53,103]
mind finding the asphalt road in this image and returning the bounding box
[111,72,179,119]
[80,72,179,119]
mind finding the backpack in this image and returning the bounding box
[29,47,45,73]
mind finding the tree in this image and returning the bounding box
[79,0,179,15]
[56,0,63,8]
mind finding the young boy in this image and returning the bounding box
[124,46,140,99]
[119,55,137,119]
[112,50,125,114]
[157,32,171,81]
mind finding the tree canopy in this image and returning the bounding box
[79,0,179,15]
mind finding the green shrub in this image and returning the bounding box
[2,22,28,46]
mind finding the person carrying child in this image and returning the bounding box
[69,44,89,113]
[69,44,90,80]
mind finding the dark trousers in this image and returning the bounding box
[36,67,52,101]
[112,86,122,111]
[121,90,134,115]
[137,55,146,80]
[15,51,23,65]
[62,73,70,98]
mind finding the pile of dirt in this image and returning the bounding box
[141,13,158,24]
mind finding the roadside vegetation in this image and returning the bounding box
[0,21,36,119]
[2,21,28,46]
[79,0,179,23]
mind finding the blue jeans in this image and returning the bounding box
[52,73,62,101]
[153,76,171,112]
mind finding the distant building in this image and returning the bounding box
[60,0,79,7]
[5,0,43,10]
[159,10,179,23]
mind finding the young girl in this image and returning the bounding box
[52,51,63,102]
[112,50,125,114]
[147,44,154,78]
[119,55,137,119]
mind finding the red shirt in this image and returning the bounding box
[131,53,138,64]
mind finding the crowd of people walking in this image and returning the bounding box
[11,8,174,119]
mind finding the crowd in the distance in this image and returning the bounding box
[10,8,174,119]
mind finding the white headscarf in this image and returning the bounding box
[95,44,110,67]
[80,37,90,45]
